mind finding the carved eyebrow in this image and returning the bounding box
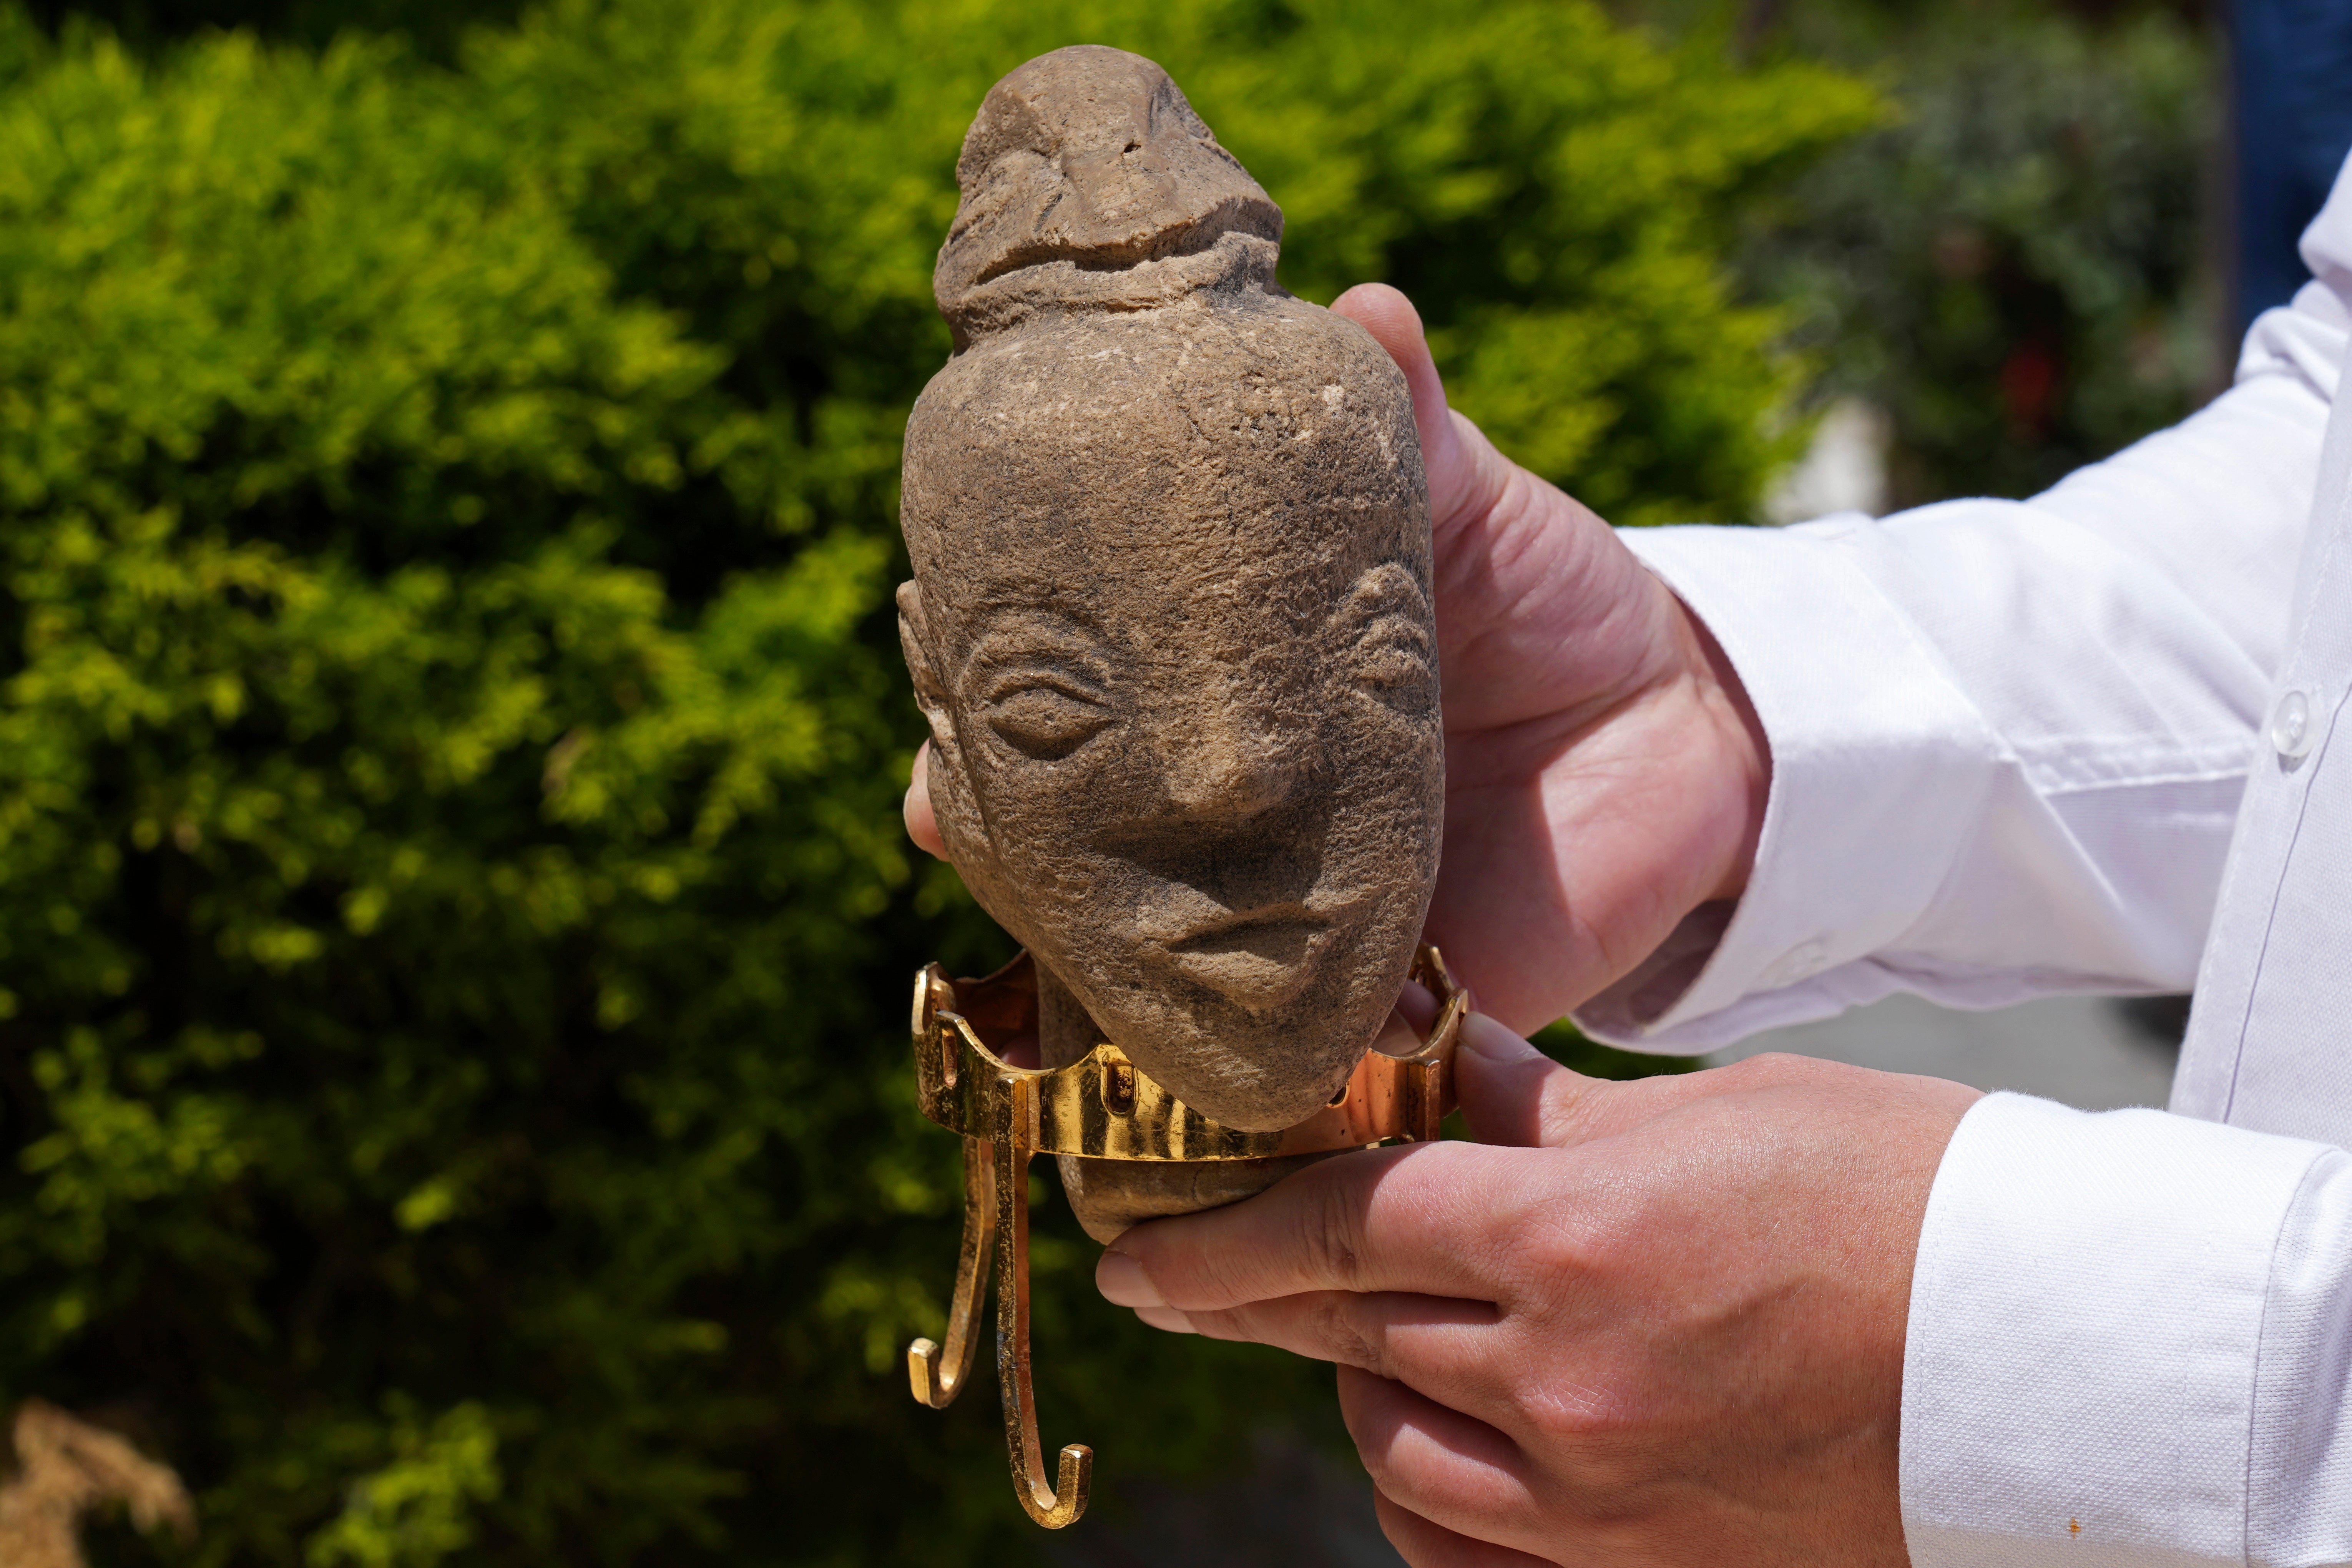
[958,611,1116,688]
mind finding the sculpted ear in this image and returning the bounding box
[899,579,997,865]
[897,580,958,755]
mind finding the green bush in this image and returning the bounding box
[1741,0,2221,505]
[0,3,1869,1563]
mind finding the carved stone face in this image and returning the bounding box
[898,45,1440,1134]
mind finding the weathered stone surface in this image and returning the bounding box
[899,46,1440,1239]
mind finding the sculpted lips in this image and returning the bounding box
[1158,905,1328,1013]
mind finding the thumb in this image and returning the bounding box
[1331,283,1450,450]
[1329,282,1508,535]
[1455,1011,1610,1148]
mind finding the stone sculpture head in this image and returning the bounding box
[898,45,1440,1134]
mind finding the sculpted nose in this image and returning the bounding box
[1161,724,1297,823]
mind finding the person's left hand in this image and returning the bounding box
[1095,1010,1981,1566]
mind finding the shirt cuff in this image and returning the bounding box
[1573,520,2003,1050]
[1901,1092,2331,1566]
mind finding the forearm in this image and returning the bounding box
[1580,291,2343,1049]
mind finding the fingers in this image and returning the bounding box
[1329,283,1508,535]
[1332,284,1450,439]
[1105,1140,1516,1309]
[1176,1288,1502,1403]
[1131,1303,1194,1334]
[1455,1012,1756,1152]
[903,742,945,859]
[1393,977,1440,1040]
[1341,1366,1552,1560]
[1373,1492,1558,1568]
[1364,979,1443,1061]
[1453,1012,1597,1149]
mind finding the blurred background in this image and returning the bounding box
[0,0,2331,1563]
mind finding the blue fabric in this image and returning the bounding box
[2236,0,2352,331]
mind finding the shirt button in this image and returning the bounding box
[2272,689,2318,760]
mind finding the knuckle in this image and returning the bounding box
[1509,1206,1622,1287]
[1299,1168,1369,1288]
[1518,1373,1641,1448]
[1312,1292,1387,1375]
[1517,1391,1668,1503]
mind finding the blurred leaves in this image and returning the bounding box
[1744,0,2222,504]
[0,1,1862,1563]
[306,1402,500,1568]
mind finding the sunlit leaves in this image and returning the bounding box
[0,2,1867,1563]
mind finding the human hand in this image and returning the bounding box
[905,283,1766,1031]
[1096,1011,1981,1566]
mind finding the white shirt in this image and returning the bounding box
[1573,154,2352,1564]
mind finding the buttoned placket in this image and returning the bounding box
[2174,380,2352,1128]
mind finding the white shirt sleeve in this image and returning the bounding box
[1903,1094,2352,1567]
[1556,161,2352,1565]
[1569,274,2344,1052]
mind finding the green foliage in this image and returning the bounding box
[307,1403,501,1568]
[0,3,1864,1563]
[20,0,521,60]
[1743,0,2222,504]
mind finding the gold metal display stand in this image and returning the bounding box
[903,946,1469,1528]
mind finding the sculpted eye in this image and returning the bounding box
[987,682,1113,760]
[1354,614,1436,711]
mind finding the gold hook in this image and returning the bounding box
[905,1134,993,1408]
[904,1007,1091,1528]
[990,1075,1091,1528]
[904,945,1468,1530]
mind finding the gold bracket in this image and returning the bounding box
[903,946,1468,1528]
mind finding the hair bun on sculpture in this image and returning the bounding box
[935,45,1286,346]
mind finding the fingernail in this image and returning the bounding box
[1134,1305,1196,1335]
[1460,1011,1541,1062]
[1095,1250,1166,1310]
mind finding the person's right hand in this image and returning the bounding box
[1100,1015,1977,1567]
[903,283,1769,1035]
[1323,284,1767,1033]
